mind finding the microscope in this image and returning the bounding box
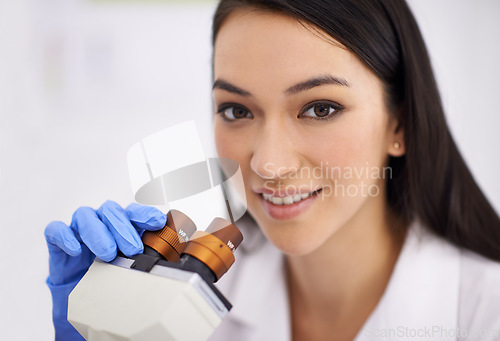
[67,122,247,340]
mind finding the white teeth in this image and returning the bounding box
[262,192,314,205]
[271,197,283,205]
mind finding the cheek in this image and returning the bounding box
[214,122,253,174]
[304,124,382,169]
[214,122,237,160]
[319,115,388,167]
[214,124,228,158]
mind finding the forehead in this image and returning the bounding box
[213,8,375,90]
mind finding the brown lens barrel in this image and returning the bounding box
[141,210,197,262]
[182,217,243,280]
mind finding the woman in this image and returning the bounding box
[45,0,500,340]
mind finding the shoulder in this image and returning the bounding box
[414,222,500,332]
[458,247,500,335]
[460,247,500,291]
[359,220,500,340]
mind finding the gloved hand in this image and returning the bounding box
[44,201,166,341]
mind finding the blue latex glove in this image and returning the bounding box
[44,201,166,341]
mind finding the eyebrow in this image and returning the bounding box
[285,75,349,94]
[212,75,349,97]
[213,79,251,96]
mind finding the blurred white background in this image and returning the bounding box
[0,0,499,339]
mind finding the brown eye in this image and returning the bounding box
[313,104,332,117]
[219,105,253,121]
[233,107,249,119]
[300,101,343,120]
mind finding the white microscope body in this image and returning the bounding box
[68,257,230,341]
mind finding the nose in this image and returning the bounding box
[250,122,302,180]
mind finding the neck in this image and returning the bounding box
[286,197,407,339]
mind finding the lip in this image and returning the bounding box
[258,188,322,220]
[254,186,322,197]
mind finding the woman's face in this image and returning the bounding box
[213,9,404,256]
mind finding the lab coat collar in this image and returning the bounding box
[220,218,460,341]
[355,220,461,340]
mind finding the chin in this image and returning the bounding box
[258,224,329,257]
[247,203,343,256]
[274,242,318,256]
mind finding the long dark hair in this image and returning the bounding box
[212,0,500,261]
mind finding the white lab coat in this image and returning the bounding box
[210,215,500,341]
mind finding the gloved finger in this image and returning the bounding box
[71,206,117,262]
[125,203,166,231]
[96,200,143,257]
[44,221,82,257]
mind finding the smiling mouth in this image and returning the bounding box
[261,188,323,205]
